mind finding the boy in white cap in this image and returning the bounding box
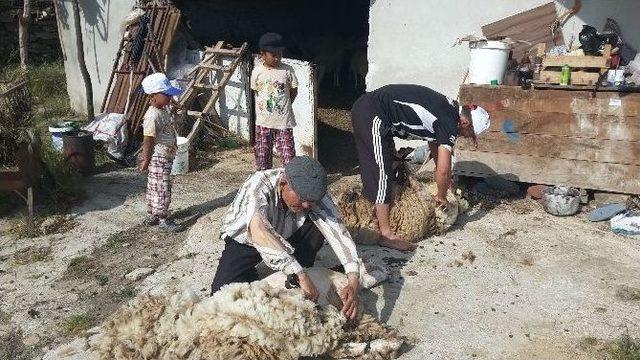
[350,84,490,251]
[139,72,183,232]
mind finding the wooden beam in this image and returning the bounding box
[475,110,640,141]
[543,55,608,68]
[458,132,640,166]
[454,151,640,194]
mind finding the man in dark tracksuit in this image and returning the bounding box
[351,84,490,251]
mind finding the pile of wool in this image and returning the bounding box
[91,268,402,360]
[335,176,467,244]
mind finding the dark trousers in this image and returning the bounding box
[351,94,395,204]
[210,218,325,294]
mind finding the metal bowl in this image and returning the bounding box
[542,186,581,216]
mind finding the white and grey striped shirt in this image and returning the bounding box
[220,169,360,276]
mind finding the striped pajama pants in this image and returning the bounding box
[145,155,174,218]
[351,95,394,204]
[254,125,296,170]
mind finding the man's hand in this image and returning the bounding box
[434,194,449,210]
[340,273,360,323]
[298,272,319,302]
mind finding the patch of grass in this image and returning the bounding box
[119,285,137,299]
[616,285,640,302]
[8,216,43,239]
[66,256,97,277]
[607,333,640,360]
[106,231,129,247]
[64,314,92,335]
[213,136,242,149]
[0,62,72,128]
[95,274,109,286]
[13,246,52,265]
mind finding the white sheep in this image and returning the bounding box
[87,268,402,360]
[335,175,467,244]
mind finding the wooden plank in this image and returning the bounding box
[539,70,601,85]
[474,110,640,141]
[543,55,608,68]
[459,85,640,117]
[454,151,640,194]
[458,132,640,166]
[482,2,562,61]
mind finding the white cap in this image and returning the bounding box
[470,106,490,135]
[141,73,183,96]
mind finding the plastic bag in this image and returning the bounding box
[610,211,640,236]
[85,113,128,159]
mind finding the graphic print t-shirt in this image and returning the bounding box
[251,62,299,129]
[142,106,177,158]
[371,84,460,150]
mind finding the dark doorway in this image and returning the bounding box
[173,0,369,173]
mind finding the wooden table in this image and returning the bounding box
[455,85,640,194]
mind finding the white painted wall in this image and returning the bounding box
[367,0,640,98]
[283,58,317,159]
[57,0,136,115]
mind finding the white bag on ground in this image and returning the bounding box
[610,211,640,236]
[85,113,128,159]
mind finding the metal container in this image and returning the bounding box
[542,186,581,216]
[63,130,95,175]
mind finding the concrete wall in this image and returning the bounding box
[367,0,640,98]
[56,0,136,115]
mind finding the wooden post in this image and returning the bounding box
[18,0,31,70]
[71,0,95,121]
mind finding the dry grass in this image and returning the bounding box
[13,246,52,265]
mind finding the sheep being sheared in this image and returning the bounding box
[91,268,402,360]
[335,175,468,244]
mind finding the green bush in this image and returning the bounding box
[40,139,85,210]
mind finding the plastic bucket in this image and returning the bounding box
[48,122,77,152]
[468,40,511,85]
[171,136,189,175]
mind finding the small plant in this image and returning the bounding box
[64,314,92,335]
[95,274,109,286]
[607,333,640,360]
[106,232,129,247]
[213,136,242,149]
[8,216,43,239]
[119,285,136,299]
[13,246,52,265]
[66,256,97,277]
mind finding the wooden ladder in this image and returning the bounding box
[179,41,248,143]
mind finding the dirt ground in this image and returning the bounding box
[2,121,640,359]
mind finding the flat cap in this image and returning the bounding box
[284,156,327,202]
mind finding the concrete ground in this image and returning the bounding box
[1,146,639,359]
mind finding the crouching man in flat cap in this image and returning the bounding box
[211,156,360,321]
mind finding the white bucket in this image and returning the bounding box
[171,136,190,175]
[468,40,511,85]
[48,122,76,152]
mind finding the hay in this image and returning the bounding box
[335,176,467,244]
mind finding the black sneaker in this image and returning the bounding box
[158,218,183,233]
[143,215,159,226]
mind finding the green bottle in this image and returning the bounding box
[560,64,571,85]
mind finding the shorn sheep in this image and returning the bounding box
[335,174,468,245]
[81,268,402,360]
